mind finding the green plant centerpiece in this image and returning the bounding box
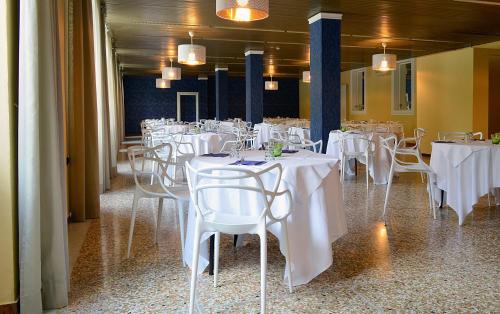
[272,142,284,157]
[340,126,348,132]
[492,133,500,145]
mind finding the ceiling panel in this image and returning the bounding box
[104,0,500,76]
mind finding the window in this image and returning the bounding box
[392,59,415,115]
[350,68,367,114]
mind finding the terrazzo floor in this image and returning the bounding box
[61,161,500,313]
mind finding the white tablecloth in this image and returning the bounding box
[184,150,348,286]
[162,124,189,134]
[174,132,235,156]
[343,122,404,139]
[430,141,500,225]
[325,131,392,185]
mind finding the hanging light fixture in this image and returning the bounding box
[372,43,397,72]
[302,70,311,83]
[156,78,170,89]
[178,31,206,65]
[162,58,181,80]
[216,0,269,22]
[265,74,278,91]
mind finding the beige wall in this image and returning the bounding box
[343,67,417,137]
[0,0,18,305]
[416,48,474,153]
[298,80,310,119]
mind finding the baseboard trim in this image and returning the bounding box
[0,301,19,314]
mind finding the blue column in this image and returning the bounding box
[309,13,342,152]
[198,75,208,120]
[245,50,264,124]
[215,67,228,120]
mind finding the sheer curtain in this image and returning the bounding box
[91,0,111,192]
[18,0,69,311]
[105,25,118,176]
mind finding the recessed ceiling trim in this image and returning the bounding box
[308,12,343,24]
[453,0,500,5]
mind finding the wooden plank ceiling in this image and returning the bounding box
[104,0,500,77]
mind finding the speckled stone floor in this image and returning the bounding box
[61,161,500,313]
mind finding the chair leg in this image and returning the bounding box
[366,155,370,190]
[488,192,491,207]
[383,171,394,225]
[429,175,436,219]
[188,220,202,314]
[177,200,186,266]
[259,229,267,314]
[127,194,139,258]
[420,172,425,183]
[426,174,433,212]
[155,198,163,244]
[213,232,220,288]
[281,221,293,293]
[150,160,156,185]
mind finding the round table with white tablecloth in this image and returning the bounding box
[326,131,392,185]
[430,140,500,225]
[173,132,235,156]
[183,149,347,286]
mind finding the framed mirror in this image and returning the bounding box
[350,68,367,114]
[392,59,415,115]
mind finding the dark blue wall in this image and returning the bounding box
[124,75,299,135]
[123,75,208,135]
[208,76,299,121]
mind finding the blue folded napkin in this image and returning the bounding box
[282,149,298,154]
[230,160,267,166]
[202,153,229,157]
[433,140,455,144]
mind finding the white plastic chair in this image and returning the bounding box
[340,132,374,189]
[297,139,323,153]
[381,135,437,224]
[127,144,190,263]
[185,162,293,314]
[472,132,483,140]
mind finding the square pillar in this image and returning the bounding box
[309,12,342,152]
[245,50,264,125]
[215,67,228,120]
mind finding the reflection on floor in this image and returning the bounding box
[60,161,499,313]
[68,221,90,274]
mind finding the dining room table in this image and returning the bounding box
[173,132,236,156]
[430,140,500,225]
[183,149,348,286]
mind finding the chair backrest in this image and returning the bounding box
[340,132,372,155]
[185,162,283,224]
[472,132,483,140]
[381,135,426,169]
[300,139,323,153]
[128,143,177,193]
[220,140,244,153]
[438,131,467,141]
[172,134,196,156]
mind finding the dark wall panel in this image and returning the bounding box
[123,75,208,135]
[124,75,300,135]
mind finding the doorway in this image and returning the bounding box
[177,92,199,122]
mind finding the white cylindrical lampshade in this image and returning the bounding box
[178,44,206,65]
[302,71,311,83]
[265,80,278,90]
[216,0,269,22]
[162,66,181,80]
[372,53,397,72]
[156,78,171,89]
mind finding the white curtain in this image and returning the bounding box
[18,0,69,312]
[92,0,111,192]
[105,25,118,176]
